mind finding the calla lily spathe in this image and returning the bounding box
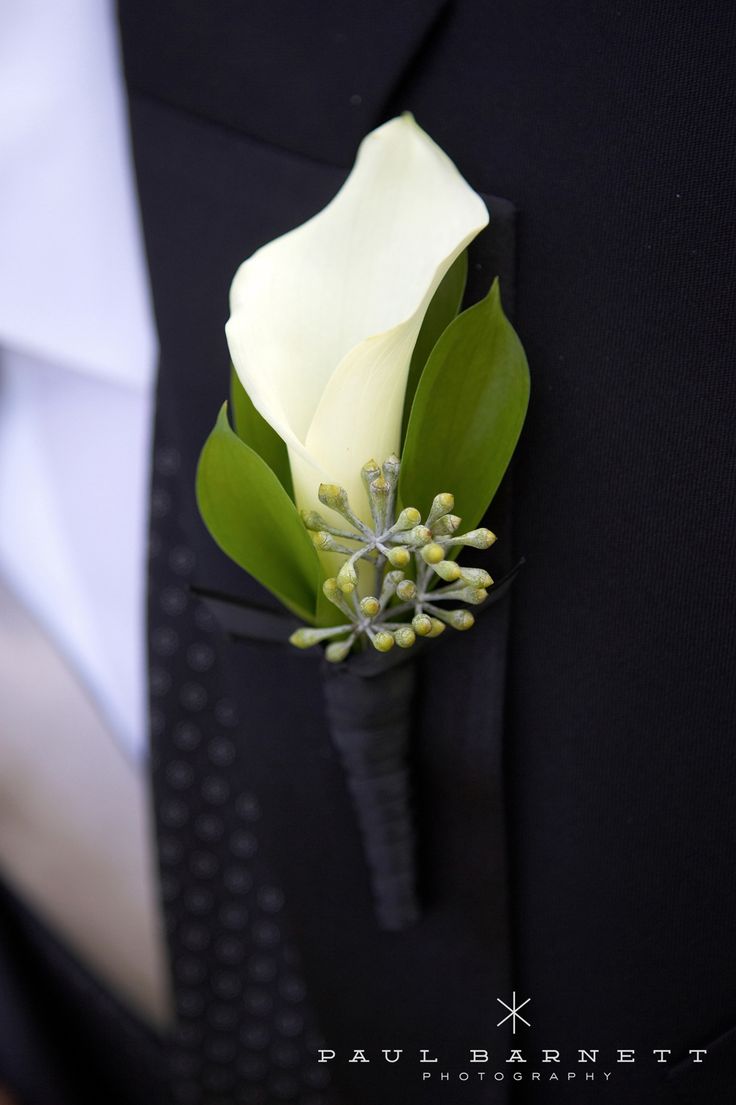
[225,113,488,522]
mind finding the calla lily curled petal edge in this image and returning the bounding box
[225,113,489,523]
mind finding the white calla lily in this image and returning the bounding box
[225,113,488,522]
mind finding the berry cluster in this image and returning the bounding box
[290,455,496,661]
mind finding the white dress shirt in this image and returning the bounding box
[0,1,171,1024]
[0,0,157,762]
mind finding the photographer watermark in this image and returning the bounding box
[316,994,708,1087]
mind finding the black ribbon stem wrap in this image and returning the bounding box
[321,653,419,931]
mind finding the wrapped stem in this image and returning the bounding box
[321,658,419,930]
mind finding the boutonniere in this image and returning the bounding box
[197,114,529,928]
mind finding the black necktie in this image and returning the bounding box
[147,431,337,1105]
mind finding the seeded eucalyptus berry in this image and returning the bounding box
[290,454,496,660]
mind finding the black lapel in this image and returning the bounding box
[118,0,449,166]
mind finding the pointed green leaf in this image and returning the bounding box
[230,366,294,499]
[197,403,319,623]
[399,279,529,530]
[401,250,468,443]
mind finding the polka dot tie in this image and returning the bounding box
[148,441,336,1105]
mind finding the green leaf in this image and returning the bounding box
[400,250,468,443]
[196,403,320,623]
[399,278,529,531]
[230,366,294,499]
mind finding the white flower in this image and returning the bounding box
[225,113,488,522]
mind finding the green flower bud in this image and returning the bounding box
[322,578,354,617]
[300,509,329,531]
[368,475,390,530]
[420,542,445,565]
[448,609,475,631]
[326,637,355,662]
[323,577,340,599]
[370,476,390,503]
[318,483,349,512]
[337,560,358,593]
[461,586,489,605]
[310,530,355,555]
[404,525,432,546]
[387,546,411,568]
[454,528,496,549]
[396,579,417,601]
[360,595,380,618]
[289,625,352,649]
[459,567,493,589]
[393,506,422,532]
[432,513,462,536]
[432,559,462,582]
[382,454,401,486]
[372,630,395,653]
[289,628,322,649]
[412,613,433,636]
[427,618,446,638]
[311,530,333,551]
[394,626,416,649]
[426,492,455,527]
[360,459,381,486]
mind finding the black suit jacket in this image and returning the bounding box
[2,3,734,1104]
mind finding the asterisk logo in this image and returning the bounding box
[496,992,531,1034]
